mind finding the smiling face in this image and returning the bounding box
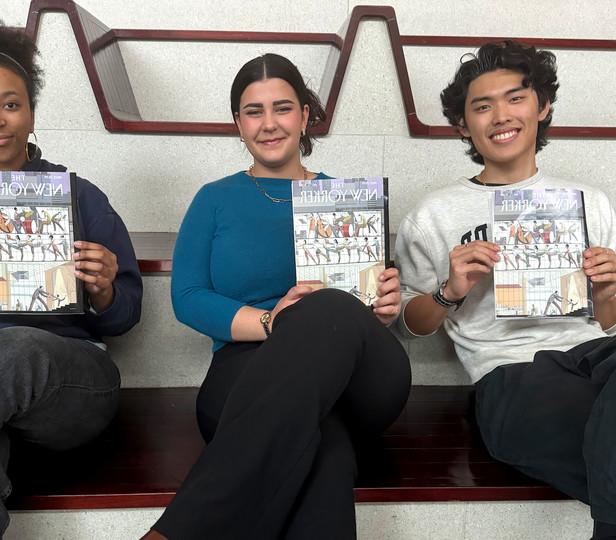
[460,69,549,183]
[0,66,34,171]
[235,77,309,178]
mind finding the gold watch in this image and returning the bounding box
[260,311,272,337]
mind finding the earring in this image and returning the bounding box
[25,132,38,162]
[240,137,245,143]
[301,129,306,137]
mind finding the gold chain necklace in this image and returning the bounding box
[247,165,308,203]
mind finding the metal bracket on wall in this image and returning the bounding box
[17,0,616,137]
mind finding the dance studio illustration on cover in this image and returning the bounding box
[0,171,82,314]
[492,187,591,319]
[292,177,388,305]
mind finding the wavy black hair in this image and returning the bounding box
[0,22,44,110]
[441,40,559,164]
[230,53,326,157]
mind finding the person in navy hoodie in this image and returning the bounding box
[0,23,142,536]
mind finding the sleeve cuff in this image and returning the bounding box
[85,284,117,317]
[602,321,616,336]
[396,295,439,338]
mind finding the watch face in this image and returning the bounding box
[433,284,456,309]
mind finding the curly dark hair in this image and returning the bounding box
[440,40,559,164]
[0,22,44,110]
[230,53,326,157]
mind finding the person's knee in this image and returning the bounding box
[283,288,368,323]
[0,326,55,350]
[17,383,120,451]
[306,288,363,308]
[0,327,55,384]
[274,289,374,343]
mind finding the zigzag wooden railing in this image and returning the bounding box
[17,0,616,137]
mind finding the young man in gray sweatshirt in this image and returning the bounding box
[395,40,616,539]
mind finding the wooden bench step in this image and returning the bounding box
[5,386,566,511]
[131,232,174,274]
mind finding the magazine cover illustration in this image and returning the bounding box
[492,187,591,319]
[292,177,388,305]
[0,171,83,314]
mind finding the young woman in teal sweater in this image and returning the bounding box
[144,53,411,540]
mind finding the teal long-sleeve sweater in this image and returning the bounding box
[172,170,327,351]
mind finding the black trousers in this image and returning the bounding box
[475,335,616,524]
[154,289,412,540]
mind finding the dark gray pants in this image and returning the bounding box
[475,335,616,525]
[0,326,121,536]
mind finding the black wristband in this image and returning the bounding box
[432,280,465,311]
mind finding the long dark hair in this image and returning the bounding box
[0,22,44,110]
[230,53,326,156]
[441,40,559,164]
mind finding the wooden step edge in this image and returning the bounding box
[9,484,568,512]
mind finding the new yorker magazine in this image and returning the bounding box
[0,171,83,314]
[492,187,592,319]
[292,177,388,305]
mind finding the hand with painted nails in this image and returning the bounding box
[73,240,118,312]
